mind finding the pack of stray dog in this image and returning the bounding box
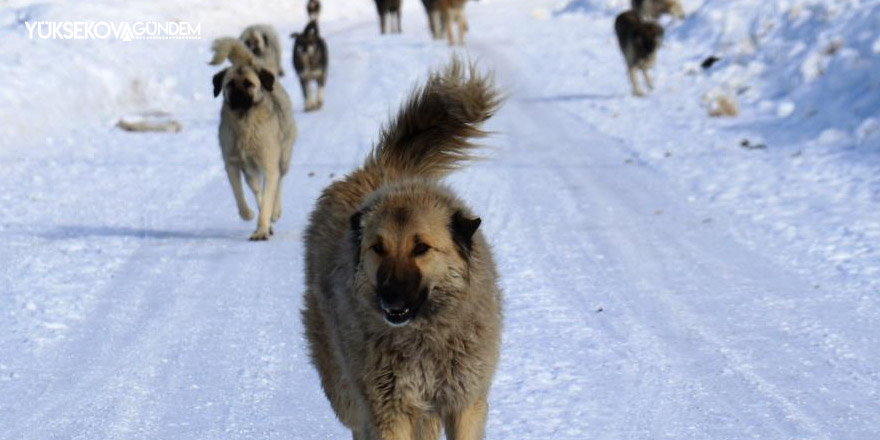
[209,30,296,241]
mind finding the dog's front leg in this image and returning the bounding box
[416,413,442,440]
[642,68,654,90]
[456,12,467,45]
[444,399,488,440]
[628,66,644,96]
[374,415,415,440]
[225,163,253,220]
[250,166,279,241]
[244,171,262,207]
[444,11,455,46]
[301,79,314,111]
[271,175,283,222]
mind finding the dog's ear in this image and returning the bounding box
[450,211,481,259]
[350,210,364,265]
[258,68,275,92]
[212,68,228,98]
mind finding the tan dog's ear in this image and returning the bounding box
[450,211,481,258]
[212,68,228,98]
[258,68,275,92]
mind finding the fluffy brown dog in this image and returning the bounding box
[302,59,502,440]
[615,10,664,97]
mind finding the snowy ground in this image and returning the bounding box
[1,0,879,439]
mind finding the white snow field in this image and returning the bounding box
[1,0,879,438]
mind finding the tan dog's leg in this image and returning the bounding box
[271,177,283,222]
[375,415,415,440]
[225,164,253,220]
[445,10,455,46]
[317,84,325,108]
[628,66,644,96]
[380,14,387,34]
[251,162,279,241]
[417,414,442,440]
[244,172,262,207]
[444,399,488,440]
[642,69,654,90]
[457,11,467,45]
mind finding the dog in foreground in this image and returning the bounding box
[615,10,664,97]
[291,20,328,111]
[303,59,502,439]
[210,38,296,240]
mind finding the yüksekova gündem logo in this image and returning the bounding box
[26,21,201,41]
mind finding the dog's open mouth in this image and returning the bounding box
[383,307,416,326]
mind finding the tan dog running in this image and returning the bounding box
[302,59,502,440]
[210,38,296,240]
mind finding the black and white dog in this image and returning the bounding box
[307,0,320,21]
[291,20,328,111]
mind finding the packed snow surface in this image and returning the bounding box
[1,0,878,439]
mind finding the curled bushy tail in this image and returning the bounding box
[208,37,254,66]
[367,58,502,179]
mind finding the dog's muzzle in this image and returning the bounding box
[378,285,428,327]
[227,88,254,111]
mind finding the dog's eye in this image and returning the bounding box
[412,243,430,256]
[243,80,254,89]
[370,243,386,256]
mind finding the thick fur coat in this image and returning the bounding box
[302,59,503,440]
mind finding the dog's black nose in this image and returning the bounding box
[378,285,407,312]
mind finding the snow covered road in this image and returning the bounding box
[1,0,878,439]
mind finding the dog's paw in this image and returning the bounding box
[249,228,271,241]
[239,207,254,221]
[633,90,645,97]
[271,210,281,222]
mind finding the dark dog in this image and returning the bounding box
[615,10,664,97]
[291,20,328,111]
[307,0,320,21]
[374,0,402,34]
[422,0,444,39]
